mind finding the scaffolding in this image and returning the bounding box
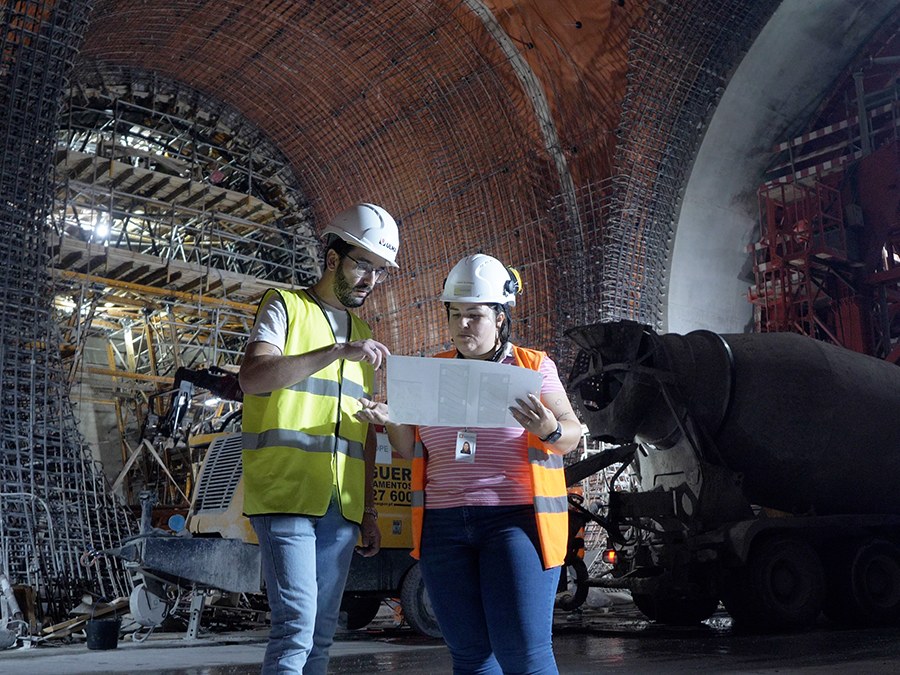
[753,37,900,358]
[748,181,869,350]
[50,82,321,510]
[0,3,324,623]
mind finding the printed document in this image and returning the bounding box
[386,355,542,427]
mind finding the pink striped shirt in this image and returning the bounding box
[419,350,565,508]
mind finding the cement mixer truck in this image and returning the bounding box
[565,320,900,630]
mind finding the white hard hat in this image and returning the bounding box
[440,254,521,306]
[321,203,400,268]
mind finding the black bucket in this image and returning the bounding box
[86,617,121,650]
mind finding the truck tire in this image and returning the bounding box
[556,556,589,612]
[632,590,719,625]
[824,538,900,626]
[339,595,382,630]
[721,535,825,630]
[400,563,442,638]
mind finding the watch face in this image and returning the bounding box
[543,423,562,443]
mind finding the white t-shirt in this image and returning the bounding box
[248,291,351,349]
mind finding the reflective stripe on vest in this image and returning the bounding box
[242,288,372,522]
[410,440,426,559]
[410,345,569,568]
[284,375,368,401]
[243,429,365,460]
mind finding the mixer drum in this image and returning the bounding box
[568,321,900,516]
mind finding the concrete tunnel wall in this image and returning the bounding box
[667,0,900,336]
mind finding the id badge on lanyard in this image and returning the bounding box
[455,430,476,463]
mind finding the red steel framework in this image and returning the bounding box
[748,180,871,351]
[748,23,900,364]
[751,20,899,360]
[750,139,900,364]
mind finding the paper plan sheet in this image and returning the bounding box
[386,355,543,427]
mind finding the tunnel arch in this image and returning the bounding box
[667,0,900,334]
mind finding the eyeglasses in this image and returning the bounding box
[344,253,390,283]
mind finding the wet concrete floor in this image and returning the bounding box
[3,604,900,674]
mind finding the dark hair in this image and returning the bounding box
[494,303,512,344]
[323,234,353,262]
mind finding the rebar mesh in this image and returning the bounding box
[76,1,603,371]
[0,0,134,619]
[602,0,780,328]
[0,0,803,617]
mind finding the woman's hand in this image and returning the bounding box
[509,392,558,440]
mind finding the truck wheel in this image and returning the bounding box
[632,590,719,625]
[824,539,900,625]
[721,535,825,630]
[556,556,589,612]
[400,563,442,638]
[339,595,382,630]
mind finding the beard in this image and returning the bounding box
[334,264,371,308]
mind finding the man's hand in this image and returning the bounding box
[356,399,416,459]
[355,512,381,557]
[354,399,391,425]
[240,339,391,395]
[340,339,391,371]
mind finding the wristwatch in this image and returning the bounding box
[363,506,378,519]
[540,421,563,444]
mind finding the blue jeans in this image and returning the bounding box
[419,505,561,675]
[251,494,359,675]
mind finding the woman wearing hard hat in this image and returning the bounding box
[356,253,581,674]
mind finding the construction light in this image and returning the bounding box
[602,548,618,565]
[94,217,109,239]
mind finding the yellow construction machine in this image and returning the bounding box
[114,367,440,638]
[187,427,439,636]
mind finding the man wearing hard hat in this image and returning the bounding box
[239,203,400,674]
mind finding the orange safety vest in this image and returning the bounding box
[410,345,569,569]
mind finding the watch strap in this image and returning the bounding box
[539,421,562,444]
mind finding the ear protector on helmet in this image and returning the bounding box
[505,267,522,297]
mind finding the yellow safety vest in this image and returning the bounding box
[242,288,372,523]
[410,346,569,568]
